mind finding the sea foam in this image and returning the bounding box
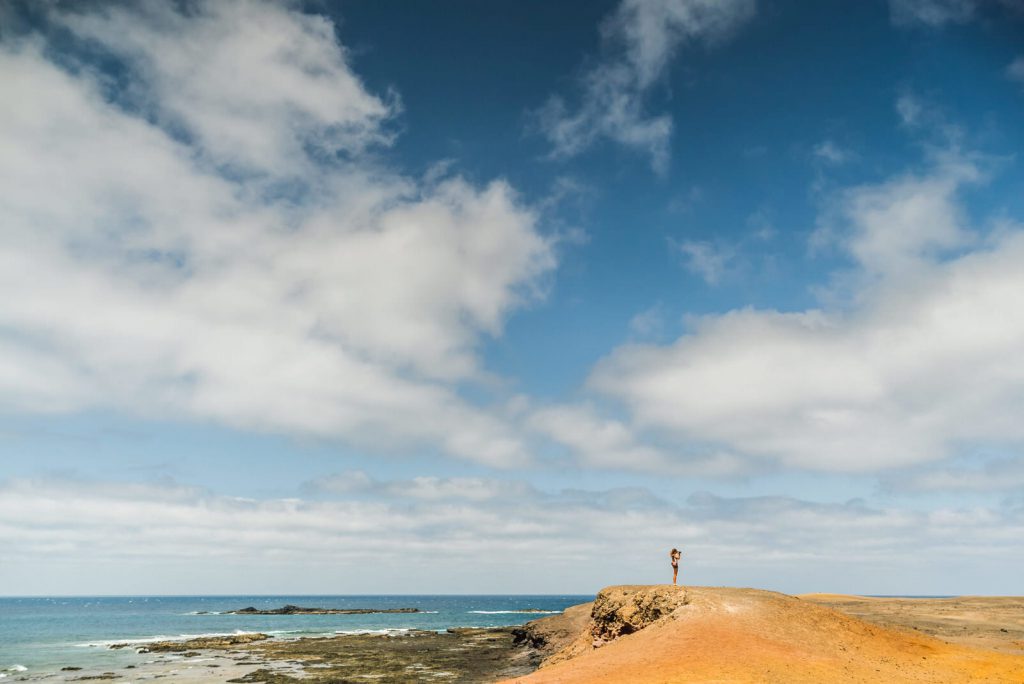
[467,610,561,614]
[76,629,263,649]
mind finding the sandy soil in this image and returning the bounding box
[504,586,1024,684]
[800,593,1024,655]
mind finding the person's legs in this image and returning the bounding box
[673,566,678,584]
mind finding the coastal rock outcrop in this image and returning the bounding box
[512,602,592,660]
[534,585,688,666]
[110,633,271,652]
[227,605,419,615]
[588,584,688,643]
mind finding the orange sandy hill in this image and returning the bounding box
[503,585,1024,684]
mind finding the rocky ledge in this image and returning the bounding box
[110,633,271,652]
[228,627,536,683]
[226,604,420,615]
[513,584,688,668]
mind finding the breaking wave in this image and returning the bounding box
[467,610,561,614]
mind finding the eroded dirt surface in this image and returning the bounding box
[800,594,1024,655]
[504,586,1024,684]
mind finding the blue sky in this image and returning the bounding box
[2,0,1024,596]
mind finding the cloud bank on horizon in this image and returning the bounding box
[1,0,1024,594]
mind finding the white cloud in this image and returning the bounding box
[58,0,397,176]
[310,471,532,501]
[537,0,756,170]
[528,403,673,471]
[889,457,1024,492]
[527,402,747,474]
[821,151,980,277]
[2,476,1021,595]
[889,0,977,26]
[673,239,734,284]
[0,2,555,466]
[590,151,1024,472]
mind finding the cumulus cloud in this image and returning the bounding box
[57,0,398,176]
[820,150,980,277]
[0,1,555,466]
[536,0,756,170]
[590,149,1024,472]
[2,476,1021,594]
[528,403,671,470]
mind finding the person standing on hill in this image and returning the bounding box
[670,548,682,585]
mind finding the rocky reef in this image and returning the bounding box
[230,627,535,683]
[226,605,420,615]
[110,633,271,652]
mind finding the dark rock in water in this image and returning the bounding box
[228,604,419,615]
[60,667,82,671]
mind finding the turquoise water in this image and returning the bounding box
[0,595,590,678]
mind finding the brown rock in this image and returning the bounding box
[137,633,270,653]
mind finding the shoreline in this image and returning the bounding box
[10,589,1024,683]
[12,626,541,683]
[1,594,587,681]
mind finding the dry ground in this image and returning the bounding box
[503,586,1024,684]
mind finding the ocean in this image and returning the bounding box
[0,594,590,679]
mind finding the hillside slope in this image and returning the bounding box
[504,585,1024,683]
